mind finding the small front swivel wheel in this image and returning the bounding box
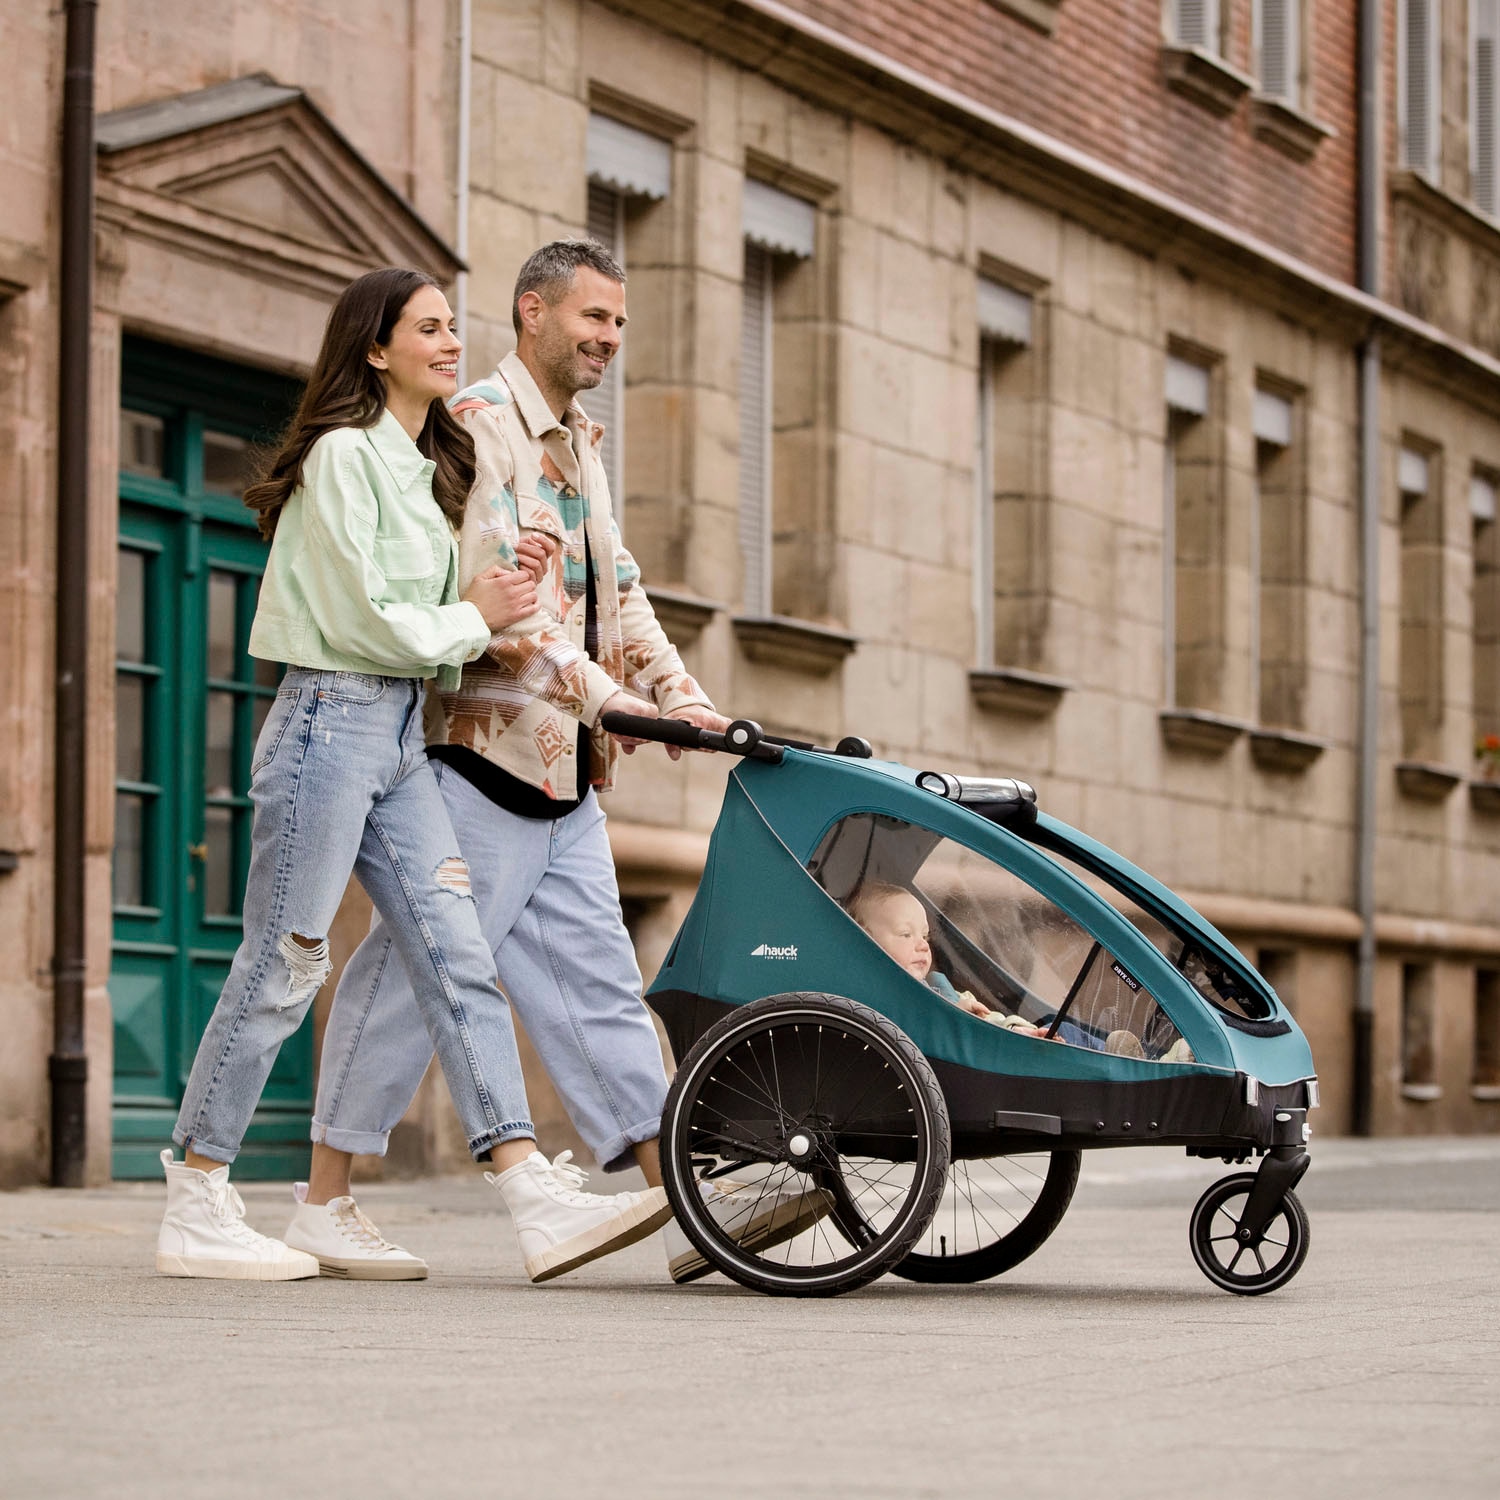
[1189,1172,1310,1295]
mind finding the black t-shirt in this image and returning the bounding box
[429,533,599,821]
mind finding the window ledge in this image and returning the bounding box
[1159,708,1247,756]
[1249,96,1336,163]
[731,614,859,676]
[1469,779,1500,816]
[981,0,1062,35]
[1248,727,1328,774]
[1471,1084,1500,1102]
[1160,46,1255,117]
[1395,761,1463,803]
[968,667,1070,717]
[1389,168,1500,249]
[646,587,721,648]
[1400,1083,1442,1102]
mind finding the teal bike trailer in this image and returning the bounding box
[603,713,1317,1299]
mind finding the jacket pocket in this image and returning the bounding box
[374,531,436,580]
[515,491,567,543]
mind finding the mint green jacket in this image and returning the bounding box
[248,410,491,690]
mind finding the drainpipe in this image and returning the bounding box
[50,0,98,1187]
[1352,0,1381,1137]
[454,0,472,385]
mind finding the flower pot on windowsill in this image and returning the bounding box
[1470,778,1500,816]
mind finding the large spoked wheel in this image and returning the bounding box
[890,1149,1081,1284]
[660,992,951,1297]
[1189,1172,1310,1296]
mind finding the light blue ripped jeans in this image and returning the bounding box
[314,763,668,1172]
[173,669,535,1165]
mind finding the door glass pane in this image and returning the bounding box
[254,656,282,688]
[120,411,165,478]
[205,691,235,799]
[207,571,237,680]
[113,794,144,906]
[202,805,234,917]
[116,674,145,782]
[117,549,146,662]
[202,431,252,496]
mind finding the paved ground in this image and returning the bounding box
[3,1136,1497,1500]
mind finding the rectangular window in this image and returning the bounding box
[1254,0,1301,107]
[1164,352,1224,711]
[1475,0,1499,213]
[1402,961,1439,1096]
[1173,0,1222,53]
[581,112,674,518]
[1474,968,1500,1091]
[1474,471,1499,743]
[1400,0,1440,176]
[738,178,826,621]
[1398,442,1445,759]
[1254,386,1307,728]
[975,277,1044,671]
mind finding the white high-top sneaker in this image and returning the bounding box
[485,1150,673,1284]
[664,1175,834,1284]
[282,1183,428,1281]
[155,1149,319,1281]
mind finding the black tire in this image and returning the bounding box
[891,1149,1081,1284]
[660,992,951,1297]
[1189,1172,1310,1295]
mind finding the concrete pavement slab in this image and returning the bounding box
[2,1137,1496,1500]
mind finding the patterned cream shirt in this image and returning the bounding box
[430,352,713,798]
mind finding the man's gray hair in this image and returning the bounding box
[512,239,625,335]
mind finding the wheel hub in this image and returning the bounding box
[785,1129,817,1165]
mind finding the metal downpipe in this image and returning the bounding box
[1352,0,1381,1137]
[50,0,98,1187]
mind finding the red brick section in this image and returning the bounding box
[774,0,1359,285]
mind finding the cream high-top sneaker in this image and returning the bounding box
[485,1150,672,1284]
[155,1149,319,1281]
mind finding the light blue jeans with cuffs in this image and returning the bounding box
[173,669,535,1165]
[314,763,668,1172]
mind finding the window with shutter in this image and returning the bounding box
[1255,0,1300,106]
[1400,0,1439,176]
[581,182,625,507]
[1475,0,1499,214]
[738,244,773,616]
[1174,0,1221,53]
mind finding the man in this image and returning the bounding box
[307,241,814,1284]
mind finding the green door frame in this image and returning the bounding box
[111,338,307,1178]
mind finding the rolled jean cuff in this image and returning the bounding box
[171,1127,237,1165]
[469,1120,536,1162]
[596,1115,664,1174]
[309,1117,392,1157]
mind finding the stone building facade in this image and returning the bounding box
[2,0,1498,1187]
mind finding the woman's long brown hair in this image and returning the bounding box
[244,268,476,539]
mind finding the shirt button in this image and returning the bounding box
[563,745,574,756]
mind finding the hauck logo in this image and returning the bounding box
[751,942,798,960]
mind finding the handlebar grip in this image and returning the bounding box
[599,711,706,749]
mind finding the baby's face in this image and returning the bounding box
[862,890,932,981]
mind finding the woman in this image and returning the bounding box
[158,268,672,1281]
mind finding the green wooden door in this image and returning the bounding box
[111,341,306,1178]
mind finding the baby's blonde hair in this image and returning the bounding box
[846,882,918,930]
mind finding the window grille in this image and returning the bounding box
[1475,0,1499,214]
[581,181,625,506]
[738,244,774,615]
[1174,0,1220,52]
[1400,0,1440,176]
[1255,0,1300,106]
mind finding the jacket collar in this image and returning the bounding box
[364,407,433,490]
[499,351,604,450]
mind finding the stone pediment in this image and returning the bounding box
[96,75,459,298]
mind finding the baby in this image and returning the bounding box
[846,883,1004,1022]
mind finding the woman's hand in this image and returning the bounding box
[463,565,539,631]
[515,532,556,584]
